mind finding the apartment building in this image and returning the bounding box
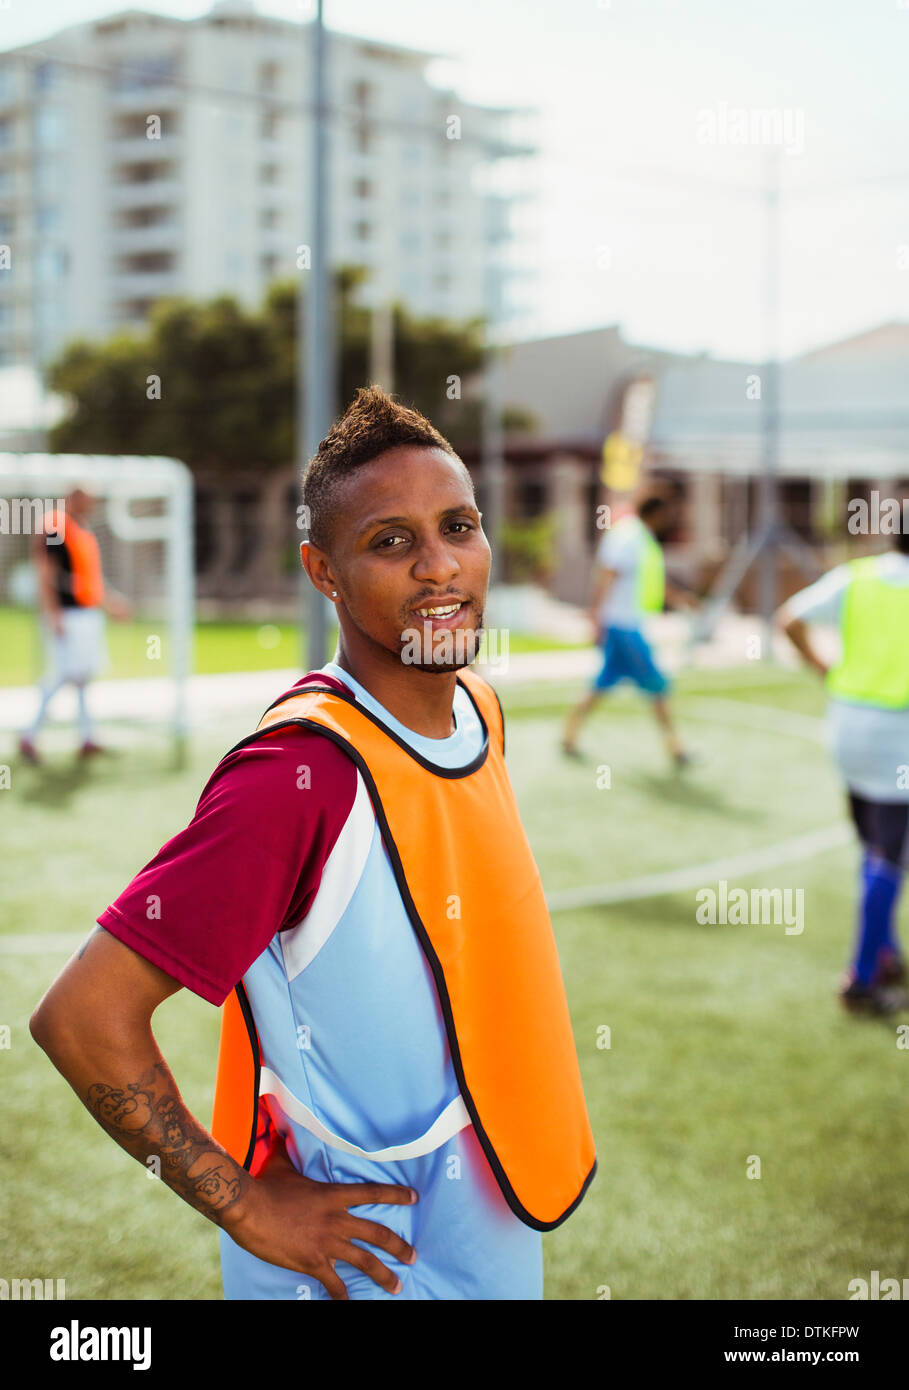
[0,0,535,367]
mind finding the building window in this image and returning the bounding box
[111,55,176,92]
[261,109,280,141]
[260,162,280,184]
[33,62,57,92]
[120,251,174,273]
[35,247,67,282]
[260,208,280,229]
[34,107,64,150]
[354,220,372,241]
[355,123,373,155]
[115,160,173,184]
[352,79,372,108]
[118,205,172,228]
[354,177,372,199]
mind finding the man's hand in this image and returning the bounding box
[104,593,132,621]
[225,1142,418,1300]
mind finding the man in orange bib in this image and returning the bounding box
[30,390,596,1300]
[19,487,130,763]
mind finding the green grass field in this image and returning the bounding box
[0,605,584,685]
[2,666,907,1300]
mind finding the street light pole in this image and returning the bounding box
[300,0,334,672]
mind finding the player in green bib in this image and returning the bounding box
[778,528,909,1015]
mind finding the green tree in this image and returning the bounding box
[45,270,534,470]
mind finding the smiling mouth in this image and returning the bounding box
[413,601,466,618]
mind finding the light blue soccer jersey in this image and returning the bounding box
[218,661,544,1299]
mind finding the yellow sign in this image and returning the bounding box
[601,432,643,491]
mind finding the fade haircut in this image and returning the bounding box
[302,385,470,552]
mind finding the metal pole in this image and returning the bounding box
[758,148,781,657]
[169,467,194,769]
[370,294,394,392]
[300,0,334,672]
[481,257,506,588]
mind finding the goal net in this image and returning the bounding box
[0,454,194,761]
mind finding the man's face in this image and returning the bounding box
[311,445,491,673]
[68,489,97,521]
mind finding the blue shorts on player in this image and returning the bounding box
[593,626,670,696]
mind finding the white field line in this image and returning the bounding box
[2,823,854,948]
[683,696,828,743]
[545,822,852,912]
[1,697,846,947]
[546,694,843,911]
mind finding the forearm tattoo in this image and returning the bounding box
[85,1062,250,1224]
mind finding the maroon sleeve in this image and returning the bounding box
[97,726,358,1006]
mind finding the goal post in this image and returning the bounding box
[0,454,194,764]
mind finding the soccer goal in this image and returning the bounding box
[0,454,194,764]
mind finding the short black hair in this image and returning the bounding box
[301,385,470,552]
[635,477,683,522]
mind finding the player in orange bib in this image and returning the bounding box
[30,390,596,1301]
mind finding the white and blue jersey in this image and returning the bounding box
[218,662,544,1299]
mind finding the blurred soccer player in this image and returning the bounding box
[561,481,698,767]
[18,488,130,763]
[777,524,909,1015]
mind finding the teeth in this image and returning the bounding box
[418,603,461,617]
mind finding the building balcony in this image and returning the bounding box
[109,178,181,207]
[108,85,183,113]
[111,222,179,251]
[110,135,183,162]
[110,268,180,298]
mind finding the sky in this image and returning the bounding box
[3,0,908,360]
